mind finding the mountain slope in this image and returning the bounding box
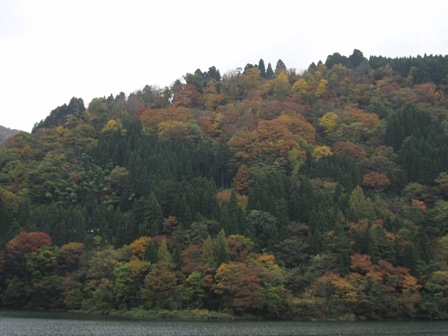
[1,50,448,319]
[0,125,20,143]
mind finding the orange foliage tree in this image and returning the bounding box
[332,141,366,163]
[129,236,152,261]
[346,254,421,318]
[362,171,391,192]
[311,271,357,315]
[6,231,52,257]
[227,114,315,164]
[233,164,249,195]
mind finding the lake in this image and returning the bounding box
[0,310,447,336]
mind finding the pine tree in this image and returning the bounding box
[16,199,31,229]
[208,66,221,82]
[146,193,163,236]
[202,234,215,265]
[266,63,274,79]
[145,239,159,264]
[258,59,266,78]
[306,231,322,254]
[91,204,108,237]
[276,59,287,73]
[348,49,365,68]
[158,240,171,263]
[112,206,125,247]
[275,199,289,241]
[172,245,183,268]
[297,178,315,223]
[227,190,240,234]
[337,249,350,276]
[0,198,12,244]
[177,194,192,228]
[215,229,228,266]
[228,209,239,235]
[402,241,419,275]
[52,219,67,246]
[133,197,148,237]
[348,186,375,221]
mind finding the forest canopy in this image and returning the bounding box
[1,50,448,320]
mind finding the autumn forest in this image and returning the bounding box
[1,50,448,320]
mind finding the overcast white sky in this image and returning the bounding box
[1,0,448,132]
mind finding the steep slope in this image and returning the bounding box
[1,50,448,319]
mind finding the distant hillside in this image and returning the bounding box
[1,49,448,320]
[0,125,20,143]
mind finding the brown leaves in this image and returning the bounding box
[6,231,52,257]
[333,141,366,163]
[362,171,391,192]
[129,236,152,261]
[233,164,249,195]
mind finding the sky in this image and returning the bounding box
[1,0,448,132]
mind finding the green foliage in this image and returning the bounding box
[33,97,85,132]
[1,51,448,320]
[112,260,148,308]
[369,54,448,84]
[348,186,375,222]
[215,229,229,266]
[183,271,207,308]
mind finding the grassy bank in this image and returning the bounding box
[106,308,241,320]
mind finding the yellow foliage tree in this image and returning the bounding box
[101,119,121,134]
[312,145,332,161]
[316,79,328,97]
[129,236,152,260]
[311,272,357,314]
[318,112,339,134]
[157,120,199,141]
[291,78,309,96]
[263,71,291,99]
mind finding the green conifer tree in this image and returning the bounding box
[215,229,228,266]
[172,245,183,268]
[258,59,266,78]
[0,198,12,244]
[112,206,125,246]
[145,239,159,264]
[202,234,215,265]
[348,186,375,221]
[158,240,171,263]
[16,199,31,229]
[219,206,230,234]
[266,63,274,79]
[52,219,67,246]
[275,59,287,73]
[146,193,163,236]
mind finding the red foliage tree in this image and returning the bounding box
[6,231,52,257]
[214,262,261,312]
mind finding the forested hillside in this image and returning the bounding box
[1,50,448,320]
[0,126,20,143]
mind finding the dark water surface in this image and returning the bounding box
[1,310,447,336]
